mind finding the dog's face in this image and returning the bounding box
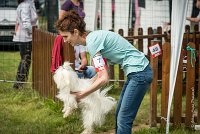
[62,62,74,71]
[53,66,70,90]
[53,62,79,91]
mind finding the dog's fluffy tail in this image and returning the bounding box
[94,85,116,126]
[100,85,113,97]
[100,85,116,102]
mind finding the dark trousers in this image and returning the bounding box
[14,42,32,87]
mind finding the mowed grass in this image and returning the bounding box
[0,52,200,134]
[0,51,116,134]
[0,87,118,134]
[0,88,82,134]
[1,87,200,134]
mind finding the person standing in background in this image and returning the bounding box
[59,0,85,19]
[13,0,38,89]
[59,0,96,78]
[187,0,200,24]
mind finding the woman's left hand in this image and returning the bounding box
[70,91,85,102]
[77,65,87,72]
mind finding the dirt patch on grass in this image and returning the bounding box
[132,124,149,132]
[95,124,149,134]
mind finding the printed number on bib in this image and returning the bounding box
[149,43,162,58]
[93,55,106,72]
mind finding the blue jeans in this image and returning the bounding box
[76,66,96,79]
[116,64,153,134]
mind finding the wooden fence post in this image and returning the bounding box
[128,28,134,45]
[108,29,114,85]
[138,28,143,52]
[118,29,125,87]
[150,40,159,127]
[197,28,200,124]
[198,38,200,124]
[63,42,75,69]
[161,42,170,127]
[32,26,36,90]
[157,26,163,45]
[185,42,196,128]
[173,48,183,127]
[50,33,56,99]
[147,27,153,60]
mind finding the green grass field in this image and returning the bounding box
[0,52,200,134]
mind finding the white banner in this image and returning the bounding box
[166,0,189,134]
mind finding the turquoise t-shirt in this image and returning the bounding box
[86,30,149,76]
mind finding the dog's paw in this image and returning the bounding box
[81,129,93,134]
[63,110,72,118]
[62,109,65,113]
[63,114,68,118]
[63,113,69,118]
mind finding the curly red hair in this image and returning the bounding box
[54,10,86,35]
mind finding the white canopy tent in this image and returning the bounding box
[166,0,189,134]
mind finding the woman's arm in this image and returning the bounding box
[78,51,88,71]
[59,0,72,19]
[75,53,109,101]
[21,4,32,34]
[77,67,109,100]
[91,74,98,82]
[186,17,200,23]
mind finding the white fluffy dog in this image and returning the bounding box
[53,62,116,134]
